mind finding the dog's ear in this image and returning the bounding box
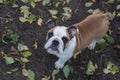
[46,19,56,28]
[68,26,77,38]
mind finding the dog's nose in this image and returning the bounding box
[52,40,59,46]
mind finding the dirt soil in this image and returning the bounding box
[0,0,120,80]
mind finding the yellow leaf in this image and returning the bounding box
[28,19,33,24]
[111,70,117,75]
[20,10,24,14]
[31,1,36,8]
[12,4,18,8]
[73,51,81,59]
[37,18,43,26]
[6,71,12,74]
[52,15,58,19]
[33,41,38,49]
[55,1,61,7]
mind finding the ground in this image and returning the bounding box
[0,0,120,80]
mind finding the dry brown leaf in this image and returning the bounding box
[33,41,38,49]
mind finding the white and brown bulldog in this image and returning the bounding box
[44,13,109,69]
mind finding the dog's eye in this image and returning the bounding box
[62,37,68,44]
[48,32,53,38]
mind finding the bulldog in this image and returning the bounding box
[44,13,109,69]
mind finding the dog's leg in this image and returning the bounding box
[88,38,100,50]
[55,57,70,69]
[55,37,76,69]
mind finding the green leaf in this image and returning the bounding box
[111,65,120,75]
[52,69,60,76]
[4,57,15,64]
[22,69,29,76]
[20,57,29,63]
[22,69,35,80]
[49,10,58,15]
[66,0,71,3]
[85,2,93,7]
[63,65,70,78]
[116,5,120,10]
[86,61,97,75]
[87,9,94,13]
[63,7,71,13]
[104,34,114,44]
[20,5,30,11]
[42,0,51,6]
[28,14,37,23]
[108,0,115,4]
[0,0,3,3]
[28,69,35,80]
[17,43,29,51]
[21,51,32,58]
[21,0,29,3]
[30,1,36,8]
[57,78,62,80]
[97,38,106,49]
[20,5,30,18]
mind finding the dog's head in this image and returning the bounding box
[44,19,77,56]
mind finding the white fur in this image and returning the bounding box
[88,38,99,50]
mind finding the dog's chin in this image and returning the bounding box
[47,48,59,55]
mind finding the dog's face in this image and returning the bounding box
[44,26,70,56]
[44,19,77,56]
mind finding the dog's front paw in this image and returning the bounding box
[55,61,64,69]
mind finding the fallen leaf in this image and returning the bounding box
[21,51,32,58]
[21,0,29,3]
[33,41,38,49]
[12,4,18,8]
[55,1,61,7]
[20,57,29,63]
[66,0,71,3]
[42,0,51,6]
[87,9,94,13]
[19,17,28,23]
[17,43,29,51]
[85,2,93,7]
[2,33,7,44]
[104,34,114,44]
[63,65,70,78]
[42,75,50,80]
[37,18,43,26]
[73,50,81,59]
[49,9,58,15]
[116,4,120,10]
[0,0,3,3]
[51,15,58,19]
[30,1,36,8]
[22,68,29,76]
[11,68,19,72]
[4,56,15,64]
[108,0,115,4]
[28,14,37,24]
[86,60,97,75]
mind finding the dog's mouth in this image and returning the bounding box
[47,46,59,53]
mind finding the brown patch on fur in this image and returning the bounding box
[73,13,109,53]
[46,27,55,40]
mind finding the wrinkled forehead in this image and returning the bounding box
[53,26,67,37]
